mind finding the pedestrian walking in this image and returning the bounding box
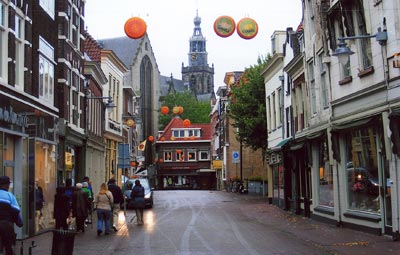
[35,178,45,232]
[53,187,69,230]
[0,176,23,255]
[82,182,93,224]
[94,183,113,236]
[64,178,74,209]
[130,179,145,225]
[107,178,124,232]
[72,183,89,233]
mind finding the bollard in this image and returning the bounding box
[51,230,75,255]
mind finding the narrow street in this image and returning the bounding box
[63,190,398,255]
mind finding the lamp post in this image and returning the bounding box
[332,27,387,65]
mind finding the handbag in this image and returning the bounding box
[105,193,114,210]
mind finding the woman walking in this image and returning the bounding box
[130,180,145,225]
[94,183,113,236]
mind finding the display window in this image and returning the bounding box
[35,141,56,232]
[345,126,380,213]
[317,140,334,207]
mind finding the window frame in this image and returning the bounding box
[198,151,210,161]
[14,12,24,90]
[38,37,55,104]
[0,1,7,81]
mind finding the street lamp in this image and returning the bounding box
[332,27,387,65]
[86,96,116,109]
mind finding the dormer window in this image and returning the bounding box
[172,128,201,138]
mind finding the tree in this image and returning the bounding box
[158,90,211,130]
[228,55,270,156]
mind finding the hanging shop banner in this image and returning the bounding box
[236,17,258,39]
[214,15,236,38]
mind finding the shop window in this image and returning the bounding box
[35,142,56,232]
[318,140,334,207]
[345,126,380,213]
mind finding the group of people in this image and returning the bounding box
[53,177,125,236]
[0,175,147,254]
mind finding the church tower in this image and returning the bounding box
[182,11,214,100]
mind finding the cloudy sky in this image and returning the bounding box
[85,0,303,88]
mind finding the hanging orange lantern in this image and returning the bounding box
[183,119,191,127]
[148,135,154,142]
[214,15,236,38]
[161,106,169,115]
[236,17,258,40]
[126,119,135,127]
[172,106,180,114]
[130,161,137,167]
[177,106,184,115]
[124,17,147,39]
[159,158,164,163]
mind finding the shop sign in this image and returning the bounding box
[0,106,28,128]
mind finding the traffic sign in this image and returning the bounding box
[232,151,240,163]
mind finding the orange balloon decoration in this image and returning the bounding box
[130,161,137,167]
[124,17,147,39]
[214,15,236,38]
[183,119,191,127]
[178,106,184,115]
[159,158,164,163]
[126,119,135,127]
[236,17,258,40]
[148,135,154,142]
[161,106,169,115]
[172,106,180,114]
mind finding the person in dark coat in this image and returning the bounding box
[54,187,69,230]
[35,179,44,232]
[130,179,145,225]
[72,183,89,232]
[0,176,23,255]
[108,178,124,232]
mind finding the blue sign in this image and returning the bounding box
[232,151,240,163]
[117,143,130,169]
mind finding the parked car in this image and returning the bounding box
[122,178,154,208]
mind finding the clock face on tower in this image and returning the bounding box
[191,53,198,61]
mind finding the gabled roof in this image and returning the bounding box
[98,36,143,68]
[157,116,211,142]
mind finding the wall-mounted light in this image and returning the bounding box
[332,27,387,65]
[87,96,116,109]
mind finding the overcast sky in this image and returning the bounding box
[85,0,303,88]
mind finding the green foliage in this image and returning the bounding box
[228,55,270,154]
[159,91,211,130]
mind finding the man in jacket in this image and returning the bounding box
[72,183,89,232]
[0,176,23,255]
[107,178,124,232]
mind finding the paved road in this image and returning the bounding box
[18,190,400,255]
[111,190,334,255]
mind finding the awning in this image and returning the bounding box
[271,138,291,151]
